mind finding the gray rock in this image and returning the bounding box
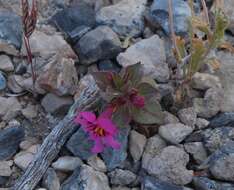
[129,130,146,162]
[210,112,234,128]
[0,176,8,186]
[195,118,209,130]
[20,138,38,150]
[11,74,45,95]
[0,161,13,177]
[223,0,234,34]
[21,30,77,58]
[192,177,234,190]
[51,2,96,43]
[164,111,180,124]
[216,52,234,112]
[112,187,131,190]
[0,126,24,160]
[141,176,184,190]
[22,104,38,119]
[98,59,121,72]
[14,151,34,170]
[199,141,234,182]
[191,72,221,90]
[0,97,21,121]
[142,135,167,170]
[184,142,208,164]
[117,35,169,82]
[0,55,14,72]
[178,107,197,128]
[0,10,22,55]
[159,123,193,144]
[0,72,6,90]
[108,169,137,186]
[52,156,83,172]
[61,165,111,190]
[41,93,73,115]
[203,127,234,153]
[27,144,40,154]
[87,155,107,172]
[75,26,122,65]
[38,57,78,96]
[43,168,60,190]
[145,146,193,185]
[7,75,24,94]
[101,126,130,171]
[66,128,94,160]
[193,88,224,118]
[96,0,146,37]
[149,0,191,36]
[192,177,218,190]
[211,152,234,182]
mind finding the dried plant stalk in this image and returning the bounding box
[168,0,182,63]
[21,0,37,90]
[201,0,210,25]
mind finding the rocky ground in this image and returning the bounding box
[0,0,234,190]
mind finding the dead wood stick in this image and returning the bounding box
[13,82,100,190]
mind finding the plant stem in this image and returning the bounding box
[23,35,36,94]
[201,0,210,26]
[168,0,182,63]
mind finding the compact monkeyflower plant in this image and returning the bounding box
[74,63,165,153]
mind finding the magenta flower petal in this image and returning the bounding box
[79,112,97,123]
[91,138,104,153]
[97,118,117,135]
[132,95,145,108]
[74,115,89,127]
[104,135,121,150]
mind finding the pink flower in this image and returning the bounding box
[131,94,145,108]
[74,110,121,153]
[129,89,145,108]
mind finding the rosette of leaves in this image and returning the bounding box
[174,4,228,80]
[92,63,165,127]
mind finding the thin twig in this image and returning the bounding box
[168,0,182,63]
[21,0,37,95]
[201,0,210,25]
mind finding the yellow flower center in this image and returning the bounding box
[94,126,106,137]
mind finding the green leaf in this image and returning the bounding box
[122,62,143,86]
[137,82,159,99]
[112,105,131,127]
[210,9,228,48]
[175,36,187,58]
[186,38,206,78]
[92,72,113,91]
[131,98,165,125]
[100,87,121,102]
[112,73,125,90]
[191,17,211,35]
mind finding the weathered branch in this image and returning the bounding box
[13,82,100,190]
